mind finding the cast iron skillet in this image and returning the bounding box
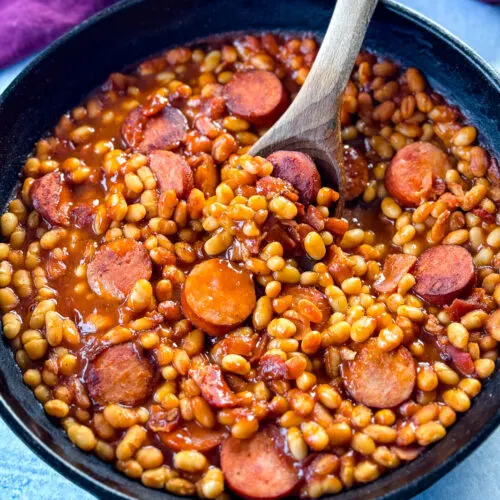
[0,0,499,498]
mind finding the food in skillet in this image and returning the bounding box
[1,33,499,498]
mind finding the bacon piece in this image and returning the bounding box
[445,289,489,321]
[160,422,228,451]
[148,405,180,433]
[374,254,417,294]
[189,364,237,408]
[442,344,475,376]
[257,355,288,381]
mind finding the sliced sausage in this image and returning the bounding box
[343,145,369,201]
[149,150,194,199]
[122,105,188,153]
[189,364,237,408]
[139,106,188,153]
[159,422,228,452]
[182,259,256,334]
[374,254,417,294]
[30,171,70,226]
[223,70,288,126]
[283,285,331,330]
[385,142,449,207]
[87,238,152,301]
[342,338,416,408]
[181,292,229,336]
[413,245,475,306]
[267,151,321,205]
[121,106,146,149]
[85,343,154,406]
[221,425,299,500]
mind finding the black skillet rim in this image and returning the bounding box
[0,0,499,499]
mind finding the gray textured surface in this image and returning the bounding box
[0,0,499,499]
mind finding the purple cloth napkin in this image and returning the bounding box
[0,0,117,69]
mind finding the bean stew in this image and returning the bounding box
[1,32,499,499]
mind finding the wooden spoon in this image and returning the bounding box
[249,0,378,214]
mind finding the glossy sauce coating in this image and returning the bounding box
[0,32,499,500]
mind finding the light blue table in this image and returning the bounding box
[1,1,499,499]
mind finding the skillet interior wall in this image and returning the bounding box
[0,0,498,499]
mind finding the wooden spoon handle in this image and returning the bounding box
[250,0,378,157]
[288,0,379,121]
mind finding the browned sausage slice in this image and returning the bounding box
[413,245,475,306]
[221,425,299,499]
[85,343,154,406]
[223,70,288,126]
[139,106,188,153]
[30,172,70,226]
[149,150,194,199]
[183,259,256,333]
[87,238,152,301]
[343,145,369,201]
[122,105,188,153]
[159,422,228,452]
[283,285,332,330]
[267,151,321,205]
[374,254,417,294]
[385,142,449,207]
[121,106,146,149]
[342,339,416,408]
[181,292,229,336]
